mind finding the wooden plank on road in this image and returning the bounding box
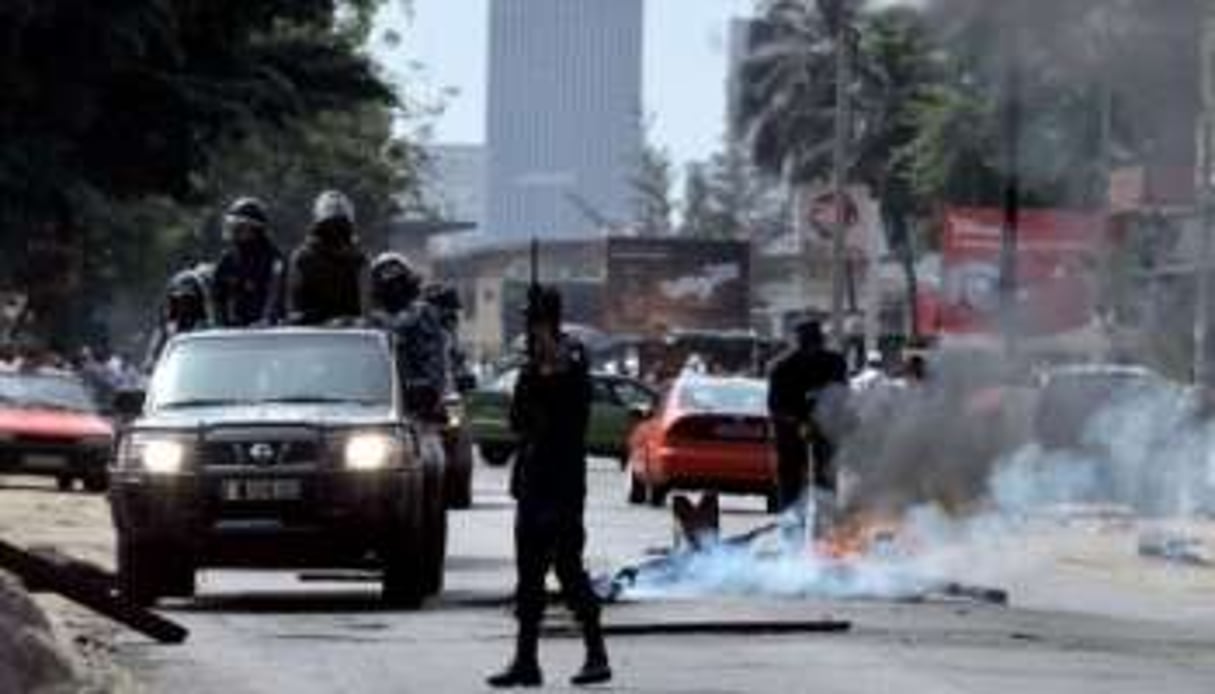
[0,538,188,644]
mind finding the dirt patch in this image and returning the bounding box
[0,478,131,692]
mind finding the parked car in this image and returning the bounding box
[0,368,114,492]
[465,369,657,467]
[108,329,446,607]
[627,375,777,511]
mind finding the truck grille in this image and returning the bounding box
[200,427,322,468]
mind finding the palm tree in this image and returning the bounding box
[741,0,935,338]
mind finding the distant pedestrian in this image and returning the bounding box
[487,286,611,689]
[766,320,848,532]
[211,197,286,327]
[286,190,368,325]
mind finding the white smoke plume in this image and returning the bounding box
[617,360,1215,603]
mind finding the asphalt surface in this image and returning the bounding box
[17,459,1215,693]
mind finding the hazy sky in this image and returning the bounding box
[373,0,755,170]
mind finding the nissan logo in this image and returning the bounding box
[248,443,276,465]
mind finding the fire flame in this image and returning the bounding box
[814,512,907,561]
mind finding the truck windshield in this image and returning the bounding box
[148,333,394,410]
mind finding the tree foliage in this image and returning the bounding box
[632,143,675,236]
[0,0,411,348]
[682,143,785,241]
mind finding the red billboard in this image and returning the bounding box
[931,207,1106,336]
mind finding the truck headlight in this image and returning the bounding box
[345,433,396,471]
[142,439,187,474]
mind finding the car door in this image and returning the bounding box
[591,377,657,458]
[587,377,625,456]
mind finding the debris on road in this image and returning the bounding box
[542,617,852,638]
[599,509,1013,608]
[1137,531,1213,567]
[0,537,189,644]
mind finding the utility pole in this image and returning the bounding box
[1196,114,1212,391]
[999,4,1023,360]
[822,0,853,348]
[1195,4,1215,401]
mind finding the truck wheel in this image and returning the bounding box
[445,432,474,510]
[423,483,448,596]
[479,444,514,467]
[118,535,165,607]
[383,492,428,609]
[56,476,75,492]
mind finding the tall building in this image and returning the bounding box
[485,0,644,239]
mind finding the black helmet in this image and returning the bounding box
[166,268,208,328]
[370,252,421,311]
[224,197,270,229]
[167,268,207,299]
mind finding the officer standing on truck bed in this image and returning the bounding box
[487,286,611,689]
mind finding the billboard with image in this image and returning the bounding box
[934,207,1106,336]
[605,238,751,335]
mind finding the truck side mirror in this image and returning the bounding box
[112,390,146,420]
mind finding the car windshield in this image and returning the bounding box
[148,333,393,410]
[676,379,767,416]
[0,372,97,413]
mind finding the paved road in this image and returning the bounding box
[105,458,1215,694]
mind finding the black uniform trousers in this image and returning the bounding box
[513,501,600,628]
[774,419,837,510]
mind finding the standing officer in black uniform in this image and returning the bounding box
[488,287,611,689]
[767,320,848,528]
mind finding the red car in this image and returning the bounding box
[627,375,778,511]
[0,368,115,492]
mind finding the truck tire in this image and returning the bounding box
[56,475,74,492]
[479,444,514,467]
[118,535,165,607]
[445,431,474,510]
[382,550,427,609]
[383,491,428,609]
[421,464,448,596]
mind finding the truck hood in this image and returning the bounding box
[135,403,399,431]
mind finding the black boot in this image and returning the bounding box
[488,624,543,688]
[570,613,611,686]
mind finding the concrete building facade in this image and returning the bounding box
[485,0,644,239]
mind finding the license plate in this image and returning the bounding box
[222,479,302,502]
[23,454,68,470]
